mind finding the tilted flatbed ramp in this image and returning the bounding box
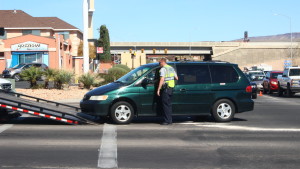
[0,90,97,125]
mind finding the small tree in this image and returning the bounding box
[53,70,74,89]
[97,25,111,62]
[43,68,58,89]
[78,73,96,89]
[77,41,96,59]
[20,66,43,88]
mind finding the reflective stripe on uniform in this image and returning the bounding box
[163,65,175,88]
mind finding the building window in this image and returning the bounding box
[22,30,41,36]
[0,52,4,59]
[0,31,6,39]
[58,31,70,40]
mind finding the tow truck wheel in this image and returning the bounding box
[110,101,134,124]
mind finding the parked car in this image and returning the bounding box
[0,78,13,92]
[262,71,283,94]
[80,61,254,124]
[245,74,258,99]
[2,63,48,81]
[245,71,265,91]
[277,67,300,97]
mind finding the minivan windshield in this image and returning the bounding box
[116,66,152,84]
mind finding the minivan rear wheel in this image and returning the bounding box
[110,101,134,124]
[212,99,235,122]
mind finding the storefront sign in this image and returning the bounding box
[11,41,48,51]
[97,47,103,53]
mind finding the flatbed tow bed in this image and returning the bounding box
[0,90,97,125]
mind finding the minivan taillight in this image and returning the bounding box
[246,85,252,93]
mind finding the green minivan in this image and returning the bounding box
[80,61,254,124]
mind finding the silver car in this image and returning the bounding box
[2,63,48,81]
[247,72,265,91]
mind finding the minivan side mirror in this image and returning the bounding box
[282,74,287,77]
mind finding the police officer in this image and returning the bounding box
[157,58,178,125]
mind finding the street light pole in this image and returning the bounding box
[83,0,89,73]
[274,13,293,62]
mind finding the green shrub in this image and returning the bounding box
[43,68,58,89]
[114,64,131,72]
[97,67,130,85]
[20,66,43,88]
[78,73,96,89]
[53,70,74,89]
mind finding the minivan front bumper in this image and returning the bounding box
[80,99,110,116]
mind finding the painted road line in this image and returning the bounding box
[98,124,118,168]
[180,123,300,132]
[0,124,13,134]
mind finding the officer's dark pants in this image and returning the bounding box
[161,88,173,123]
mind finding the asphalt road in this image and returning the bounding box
[1,93,300,169]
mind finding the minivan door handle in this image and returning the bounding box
[179,88,187,92]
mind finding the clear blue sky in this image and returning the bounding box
[1,0,299,42]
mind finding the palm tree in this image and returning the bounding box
[78,73,96,89]
[43,68,57,89]
[20,66,43,88]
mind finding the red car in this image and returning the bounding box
[262,71,283,94]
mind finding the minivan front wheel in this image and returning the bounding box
[212,99,235,122]
[110,101,134,124]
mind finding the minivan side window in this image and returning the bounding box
[210,65,239,83]
[176,65,211,85]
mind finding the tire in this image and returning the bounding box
[252,92,257,99]
[286,84,293,97]
[13,74,21,82]
[277,83,283,97]
[211,99,235,122]
[263,85,267,94]
[110,101,134,124]
[268,85,273,94]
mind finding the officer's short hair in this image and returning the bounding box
[160,58,167,63]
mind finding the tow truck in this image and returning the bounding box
[0,78,96,125]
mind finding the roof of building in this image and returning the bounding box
[0,10,79,31]
[35,17,78,30]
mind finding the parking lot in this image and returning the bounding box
[1,93,300,169]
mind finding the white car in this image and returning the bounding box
[0,78,13,92]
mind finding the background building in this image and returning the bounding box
[0,10,83,74]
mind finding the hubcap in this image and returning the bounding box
[15,75,20,81]
[115,105,131,122]
[217,103,232,119]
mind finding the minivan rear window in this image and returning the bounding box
[176,65,211,84]
[210,65,239,83]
